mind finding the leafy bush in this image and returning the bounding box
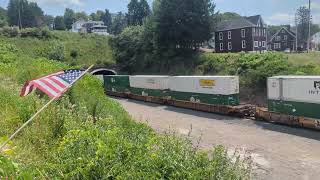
[0,26,20,37]
[20,28,41,38]
[0,155,31,179]
[36,41,65,61]
[0,44,18,64]
[70,49,78,59]
[198,52,293,88]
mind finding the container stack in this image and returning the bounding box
[268,76,320,119]
[103,75,240,106]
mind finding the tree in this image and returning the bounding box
[0,7,7,27]
[54,16,65,30]
[109,26,145,73]
[64,8,75,30]
[111,12,127,35]
[218,12,241,22]
[295,6,310,49]
[102,9,112,32]
[75,11,88,21]
[154,0,217,50]
[7,0,44,28]
[43,14,54,28]
[89,10,104,21]
[127,0,150,26]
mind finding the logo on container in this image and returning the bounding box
[309,81,320,95]
[199,79,215,89]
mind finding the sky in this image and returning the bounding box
[0,0,319,25]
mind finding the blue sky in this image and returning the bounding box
[0,0,319,25]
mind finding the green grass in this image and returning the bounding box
[287,52,320,65]
[0,40,251,179]
[0,31,115,66]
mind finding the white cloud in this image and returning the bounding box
[30,0,84,7]
[266,13,295,25]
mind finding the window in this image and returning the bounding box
[219,32,223,40]
[242,40,246,48]
[259,41,262,47]
[228,42,232,50]
[228,31,232,39]
[274,43,281,49]
[258,29,261,36]
[262,41,266,47]
[253,28,256,36]
[276,36,281,41]
[263,29,266,36]
[241,29,246,38]
[284,35,288,40]
[254,41,259,47]
[220,43,223,50]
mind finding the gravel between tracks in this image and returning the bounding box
[113,97,320,180]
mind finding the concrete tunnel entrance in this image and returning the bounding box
[90,68,117,76]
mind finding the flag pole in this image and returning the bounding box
[0,65,95,151]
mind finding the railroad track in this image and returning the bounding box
[106,90,320,131]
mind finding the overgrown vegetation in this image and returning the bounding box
[197,52,320,88]
[0,41,251,178]
[0,30,115,66]
[110,0,217,74]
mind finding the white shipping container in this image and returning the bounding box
[129,76,169,90]
[168,76,239,95]
[268,76,320,104]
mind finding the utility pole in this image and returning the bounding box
[308,0,311,52]
[295,13,298,52]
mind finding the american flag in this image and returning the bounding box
[20,69,84,99]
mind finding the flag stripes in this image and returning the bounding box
[20,69,84,98]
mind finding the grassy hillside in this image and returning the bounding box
[287,52,320,65]
[0,39,251,178]
[0,31,115,66]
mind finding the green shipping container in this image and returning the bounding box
[169,91,239,106]
[268,100,320,119]
[130,87,170,98]
[104,75,130,93]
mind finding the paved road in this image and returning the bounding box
[113,97,320,180]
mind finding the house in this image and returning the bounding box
[71,19,86,33]
[71,20,109,35]
[268,26,296,52]
[215,15,267,53]
[311,32,320,51]
[90,25,109,35]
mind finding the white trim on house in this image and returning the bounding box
[220,43,224,50]
[242,40,246,48]
[228,31,232,39]
[228,42,232,50]
[241,29,246,38]
[219,32,223,40]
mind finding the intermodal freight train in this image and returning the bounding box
[103,75,320,131]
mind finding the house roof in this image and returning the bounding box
[245,15,261,24]
[216,15,262,31]
[269,27,296,42]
